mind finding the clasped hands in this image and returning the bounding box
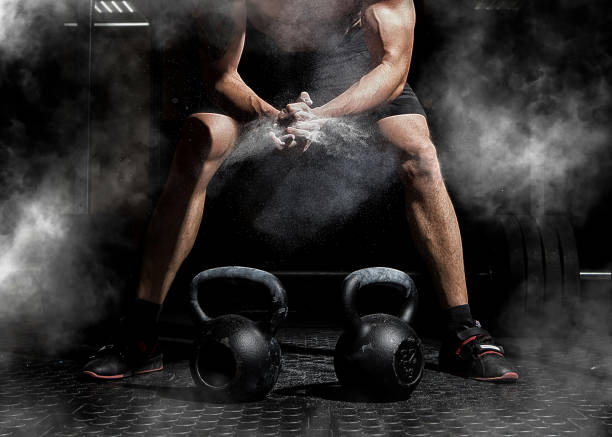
[268,91,325,153]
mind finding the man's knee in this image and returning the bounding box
[398,138,442,183]
[181,112,239,163]
[377,115,442,186]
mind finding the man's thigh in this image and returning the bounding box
[169,112,241,190]
[377,114,432,154]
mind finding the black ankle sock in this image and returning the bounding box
[122,299,162,347]
[131,298,163,327]
[445,304,474,332]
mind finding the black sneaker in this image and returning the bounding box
[439,321,518,382]
[82,342,163,380]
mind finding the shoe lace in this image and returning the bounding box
[89,343,127,360]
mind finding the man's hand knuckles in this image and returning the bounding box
[286,102,310,113]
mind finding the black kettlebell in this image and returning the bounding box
[189,266,288,402]
[334,267,424,398]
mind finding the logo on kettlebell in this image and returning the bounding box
[394,340,421,384]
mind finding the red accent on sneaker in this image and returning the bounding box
[82,370,125,380]
[479,351,504,358]
[134,365,164,375]
[456,336,477,355]
[83,364,163,380]
[476,371,519,382]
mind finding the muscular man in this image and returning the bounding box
[83,0,517,382]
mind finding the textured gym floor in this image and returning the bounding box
[1,328,611,437]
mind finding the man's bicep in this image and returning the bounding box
[362,0,415,67]
[195,0,247,75]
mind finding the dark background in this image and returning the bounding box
[0,0,611,350]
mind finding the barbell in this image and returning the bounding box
[272,214,609,330]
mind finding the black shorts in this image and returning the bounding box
[200,23,426,120]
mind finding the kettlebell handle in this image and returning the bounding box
[189,266,288,335]
[342,267,418,332]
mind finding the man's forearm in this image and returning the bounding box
[208,72,279,123]
[312,62,406,119]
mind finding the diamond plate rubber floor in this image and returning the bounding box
[1,328,611,436]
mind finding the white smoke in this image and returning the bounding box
[0,0,69,60]
[418,2,612,223]
[0,0,134,352]
[0,193,67,317]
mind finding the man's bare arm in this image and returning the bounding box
[196,0,279,122]
[312,0,415,119]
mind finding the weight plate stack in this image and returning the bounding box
[535,216,563,310]
[488,213,580,335]
[493,214,527,308]
[542,214,581,311]
[517,215,545,314]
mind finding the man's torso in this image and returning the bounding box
[246,0,362,52]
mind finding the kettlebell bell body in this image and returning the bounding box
[334,267,424,398]
[189,267,287,402]
[335,313,423,396]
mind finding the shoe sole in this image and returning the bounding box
[475,371,519,382]
[83,355,164,380]
[83,365,164,380]
[439,364,519,383]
